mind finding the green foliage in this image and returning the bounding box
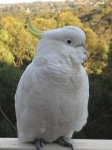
[33,18,57,30]
[0,119,16,137]
[57,11,84,28]
[0,16,38,66]
[0,64,22,137]
[0,41,14,65]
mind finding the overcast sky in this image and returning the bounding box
[0,0,64,4]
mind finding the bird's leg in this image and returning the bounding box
[54,136,74,150]
[35,139,45,150]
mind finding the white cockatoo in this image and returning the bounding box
[15,18,89,150]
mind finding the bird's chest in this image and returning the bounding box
[41,63,85,94]
[43,64,86,115]
[33,64,88,136]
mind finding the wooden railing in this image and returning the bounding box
[0,138,112,150]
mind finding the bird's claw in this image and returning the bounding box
[35,139,45,150]
[54,136,74,150]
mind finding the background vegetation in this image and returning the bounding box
[0,0,112,139]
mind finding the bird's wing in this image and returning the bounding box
[84,70,89,100]
[15,63,37,121]
[15,63,34,102]
[15,63,43,142]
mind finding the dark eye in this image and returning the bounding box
[67,39,72,44]
[65,39,72,45]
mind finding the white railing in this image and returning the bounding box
[0,138,112,150]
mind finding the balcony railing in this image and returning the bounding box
[0,138,112,150]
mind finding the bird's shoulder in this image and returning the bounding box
[15,63,39,96]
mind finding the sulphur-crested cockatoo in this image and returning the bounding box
[15,18,89,150]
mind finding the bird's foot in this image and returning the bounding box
[35,139,45,150]
[54,136,74,150]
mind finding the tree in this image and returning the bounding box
[0,29,14,65]
[0,63,22,137]
[33,18,57,30]
[84,28,109,74]
[57,11,84,28]
[0,16,38,67]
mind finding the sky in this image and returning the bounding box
[0,0,64,4]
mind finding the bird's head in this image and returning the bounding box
[28,18,87,65]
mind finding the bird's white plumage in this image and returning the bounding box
[15,26,89,143]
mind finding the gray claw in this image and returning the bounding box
[54,136,74,150]
[35,139,45,150]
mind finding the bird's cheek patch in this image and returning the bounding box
[60,50,79,66]
[69,54,80,65]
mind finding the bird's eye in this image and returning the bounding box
[67,40,72,44]
[65,39,72,45]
